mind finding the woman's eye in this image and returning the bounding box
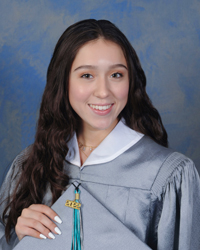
[81,74,93,79]
[111,72,123,78]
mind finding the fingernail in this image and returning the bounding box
[55,227,61,235]
[48,232,55,239]
[40,234,47,239]
[54,215,62,224]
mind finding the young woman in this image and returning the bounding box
[0,19,200,250]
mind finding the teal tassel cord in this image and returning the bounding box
[72,188,82,250]
[65,183,83,250]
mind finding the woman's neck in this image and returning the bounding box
[77,120,118,165]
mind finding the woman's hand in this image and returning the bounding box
[15,204,62,241]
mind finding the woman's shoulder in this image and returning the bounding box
[4,145,32,183]
[150,148,199,199]
[0,145,32,212]
[12,145,32,168]
[121,136,199,192]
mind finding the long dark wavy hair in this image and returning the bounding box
[3,19,168,241]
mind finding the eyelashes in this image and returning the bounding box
[80,72,123,79]
[81,74,93,79]
[111,72,123,78]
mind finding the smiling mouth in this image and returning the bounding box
[89,104,112,110]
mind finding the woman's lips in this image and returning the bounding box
[88,104,114,115]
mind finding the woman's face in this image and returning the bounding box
[69,38,129,132]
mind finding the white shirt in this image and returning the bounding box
[65,120,144,170]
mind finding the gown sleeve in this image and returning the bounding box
[152,152,200,250]
[0,146,31,250]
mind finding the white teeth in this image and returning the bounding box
[89,104,112,110]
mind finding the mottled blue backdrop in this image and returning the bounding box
[0,0,200,186]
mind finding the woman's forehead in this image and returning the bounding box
[71,38,127,71]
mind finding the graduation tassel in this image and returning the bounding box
[72,188,82,250]
[65,183,83,250]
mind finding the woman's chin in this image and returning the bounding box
[84,119,118,132]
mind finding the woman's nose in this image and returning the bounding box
[93,77,110,99]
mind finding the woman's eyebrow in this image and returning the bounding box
[73,64,128,72]
[74,65,96,72]
[109,64,128,70]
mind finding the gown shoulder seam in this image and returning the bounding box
[150,151,191,197]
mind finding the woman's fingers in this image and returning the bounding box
[15,204,62,241]
[16,217,57,240]
[26,204,62,224]
[21,207,61,236]
[16,222,47,240]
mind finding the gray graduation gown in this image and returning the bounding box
[1,136,200,249]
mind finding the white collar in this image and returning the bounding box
[65,120,144,169]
